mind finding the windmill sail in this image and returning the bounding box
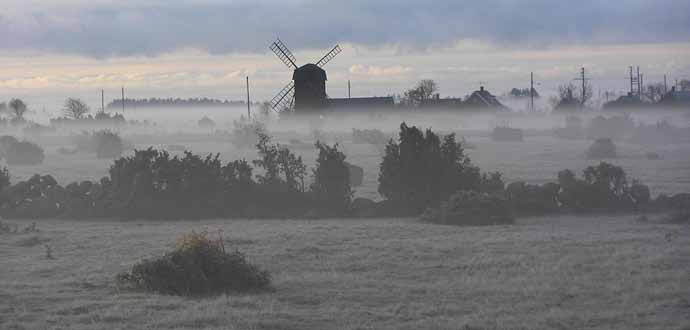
[270,39,298,69]
[270,81,295,112]
[316,45,342,67]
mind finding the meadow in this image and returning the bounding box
[1,109,689,329]
[1,215,689,330]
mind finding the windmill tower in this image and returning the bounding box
[269,39,341,113]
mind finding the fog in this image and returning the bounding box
[3,105,689,203]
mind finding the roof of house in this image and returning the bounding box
[327,97,395,111]
[465,87,507,109]
[420,98,464,109]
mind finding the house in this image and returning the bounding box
[603,92,649,110]
[327,97,395,112]
[420,95,464,110]
[464,86,508,110]
[659,87,690,109]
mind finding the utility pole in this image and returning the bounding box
[101,89,105,112]
[246,76,251,120]
[629,66,634,96]
[121,86,125,114]
[637,66,641,97]
[640,73,644,99]
[573,67,588,108]
[529,72,535,113]
[664,75,668,93]
[348,80,351,99]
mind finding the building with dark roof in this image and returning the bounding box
[327,97,395,112]
[603,92,649,110]
[464,86,508,110]
[659,87,690,109]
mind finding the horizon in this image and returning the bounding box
[1,1,690,116]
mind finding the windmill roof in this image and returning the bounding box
[293,63,327,81]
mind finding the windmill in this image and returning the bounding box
[269,39,342,113]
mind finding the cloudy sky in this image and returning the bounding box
[1,0,690,112]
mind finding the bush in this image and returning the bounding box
[352,128,388,146]
[506,181,560,215]
[94,130,124,159]
[4,141,44,165]
[252,132,308,217]
[71,130,124,158]
[107,148,254,219]
[198,116,216,128]
[557,162,649,212]
[116,231,270,296]
[345,162,364,187]
[422,190,514,226]
[378,123,480,214]
[587,138,616,159]
[231,119,266,149]
[587,115,634,140]
[310,142,352,215]
[491,126,523,142]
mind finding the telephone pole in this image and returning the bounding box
[530,72,534,113]
[629,66,634,96]
[246,76,251,120]
[573,67,589,108]
[640,73,644,99]
[101,89,105,112]
[637,66,641,96]
[664,74,668,93]
[121,86,125,114]
[348,80,351,99]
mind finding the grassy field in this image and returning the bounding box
[1,215,689,329]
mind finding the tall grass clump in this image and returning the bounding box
[116,231,270,296]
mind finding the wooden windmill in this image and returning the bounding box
[269,39,342,113]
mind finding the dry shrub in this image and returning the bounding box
[116,231,270,296]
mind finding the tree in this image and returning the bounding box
[646,83,666,102]
[8,99,27,119]
[311,142,352,214]
[403,79,438,106]
[378,123,480,213]
[63,98,90,119]
[0,102,6,113]
[558,82,591,104]
[679,79,690,92]
[253,131,306,192]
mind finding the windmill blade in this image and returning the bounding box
[270,39,298,69]
[270,81,295,112]
[316,45,342,68]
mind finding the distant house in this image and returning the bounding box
[464,86,508,110]
[420,95,464,110]
[327,96,395,112]
[659,87,690,109]
[603,92,649,110]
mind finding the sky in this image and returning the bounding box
[1,0,690,114]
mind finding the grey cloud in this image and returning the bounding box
[1,0,689,58]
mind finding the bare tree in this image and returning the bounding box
[558,82,592,104]
[680,79,690,92]
[403,79,438,106]
[646,83,666,102]
[63,98,90,119]
[8,99,27,119]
